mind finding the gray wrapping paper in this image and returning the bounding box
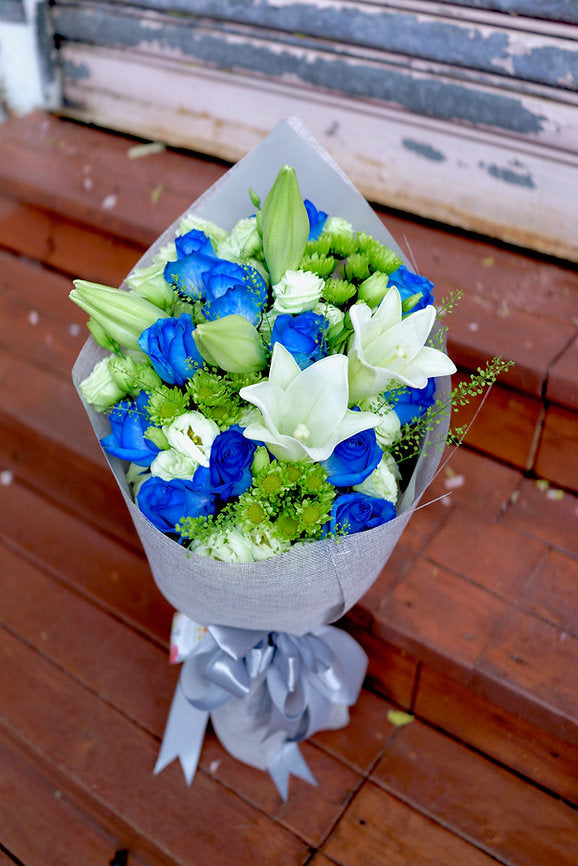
[72,117,451,637]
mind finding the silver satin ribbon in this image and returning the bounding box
[154,623,367,800]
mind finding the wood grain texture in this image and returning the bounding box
[372,720,578,865]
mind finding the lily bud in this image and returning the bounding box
[262,165,309,285]
[358,272,389,308]
[193,315,267,373]
[87,317,120,353]
[70,281,169,351]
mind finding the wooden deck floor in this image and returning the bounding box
[0,112,576,865]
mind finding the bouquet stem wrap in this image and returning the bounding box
[72,117,451,799]
[154,623,367,799]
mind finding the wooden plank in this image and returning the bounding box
[475,607,578,746]
[0,474,172,643]
[414,664,578,805]
[59,46,578,261]
[0,737,128,866]
[373,557,509,683]
[323,780,499,865]
[56,1,578,91]
[53,7,578,149]
[423,507,547,602]
[0,195,145,285]
[535,405,578,492]
[428,0,578,25]
[0,625,310,866]
[0,538,361,848]
[371,720,578,865]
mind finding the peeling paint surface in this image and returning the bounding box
[61,0,578,90]
[402,138,447,162]
[52,7,552,137]
[486,163,536,188]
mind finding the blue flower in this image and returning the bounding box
[387,265,435,310]
[138,313,204,386]
[387,378,437,426]
[137,476,216,534]
[100,391,160,466]
[329,492,396,535]
[202,262,267,325]
[322,427,382,486]
[193,425,257,500]
[270,311,328,368]
[164,251,217,300]
[304,199,328,241]
[175,229,215,259]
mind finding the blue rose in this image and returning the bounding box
[388,265,434,310]
[329,492,396,535]
[202,262,267,324]
[164,251,217,300]
[192,425,256,500]
[138,313,204,386]
[387,378,436,426]
[100,391,160,466]
[175,229,215,259]
[304,199,328,241]
[137,476,216,534]
[270,311,328,368]
[322,427,382,486]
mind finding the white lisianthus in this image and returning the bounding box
[322,216,354,237]
[359,395,401,448]
[150,448,198,481]
[353,453,400,505]
[348,288,456,403]
[192,527,257,563]
[153,240,178,265]
[248,527,291,561]
[272,269,324,314]
[126,463,151,496]
[163,411,219,466]
[126,262,175,311]
[240,343,379,462]
[238,404,263,428]
[313,301,344,330]
[178,213,228,249]
[79,357,125,412]
[217,217,262,261]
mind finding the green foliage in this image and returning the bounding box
[390,356,514,465]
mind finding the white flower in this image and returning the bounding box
[126,463,151,496]
[150,448,198,481]
[217,217,262,261]
[360,395,401,448]
[353,454,400,504]
[348,288,456,403]
[163,411,219,466]
[79,357,125,412]
[126,262,175,310]
[192,527,257,563]
[240,343,379,462]
[178,213,228,249]
[322,216,354,237]
[313,301,344,330]
[272,269,324,314]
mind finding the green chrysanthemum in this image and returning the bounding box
[146,385,190,425]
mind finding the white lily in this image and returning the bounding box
[347,288,456,403]
[239,343,379,462]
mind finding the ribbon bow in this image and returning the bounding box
[154,623,367,800]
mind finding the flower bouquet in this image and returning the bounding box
[71,118,458,799]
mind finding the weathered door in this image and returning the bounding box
[29,2,578,259]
